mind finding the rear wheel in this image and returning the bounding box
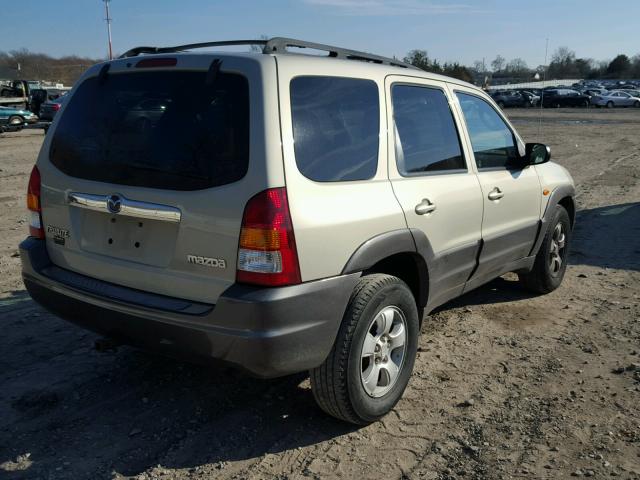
[8,115,24,126]
[310,274,419,425]
[497,101,505,109]
[607,101,614,108]
[519,205,571,294]
[634,100,640,108]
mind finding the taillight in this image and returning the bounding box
[27,166,44,239]
[236,188,301,287]
[52,103,61,111]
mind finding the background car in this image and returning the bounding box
[0,105,38,126]
[38,95,67,121]
[541,89,591,108]
[490,90,531,108]
[583,88,609,97]
[591,91,640,108]
[29,88,68,115]
[518,90,540,106]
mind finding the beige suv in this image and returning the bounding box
[20,38,575,424]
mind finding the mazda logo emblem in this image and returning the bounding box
[107,194,122,214]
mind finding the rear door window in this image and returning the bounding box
[50,70,249,191]
[392,84,466,175]
[290,76,379,182]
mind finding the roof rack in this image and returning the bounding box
[119,37,420,70]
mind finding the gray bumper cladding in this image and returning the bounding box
[20,238,360,378]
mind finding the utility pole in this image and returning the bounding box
[538,37,549,139]
[103,0,113,60]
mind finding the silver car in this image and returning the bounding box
[591,90,640,108]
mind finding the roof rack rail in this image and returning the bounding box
[263,37,419,70]
[119,37,420,70]
[119,40,265,59]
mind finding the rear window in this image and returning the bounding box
[50,70,249,191]
[392,84,465,174]
[290,76,379,182]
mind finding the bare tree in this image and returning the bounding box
[249,34,269,53]
[491,55,505,73]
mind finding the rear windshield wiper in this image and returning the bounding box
[206,59,222,86]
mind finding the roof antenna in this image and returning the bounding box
[538,37,549,140]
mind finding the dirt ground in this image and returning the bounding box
[0,108,639,480]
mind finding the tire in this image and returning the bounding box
[8,115,24,126]
[497,101,505,109]
[310,274,419,425]
[606,101,614,108]
[634,101,640,108]
[519,205,571,294]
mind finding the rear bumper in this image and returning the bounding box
[20,238,360,378]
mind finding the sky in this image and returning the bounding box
[1,0,639,67]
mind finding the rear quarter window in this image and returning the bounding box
[290,76,379,182]
[50,70,249,191]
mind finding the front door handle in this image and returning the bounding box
[415,198,436,215]
[487,187,504,201]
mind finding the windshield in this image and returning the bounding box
[50,70,250,191]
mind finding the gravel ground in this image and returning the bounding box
[0,108,639,480]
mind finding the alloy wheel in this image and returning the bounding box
[549,222,566,276]
[360,306,408,398]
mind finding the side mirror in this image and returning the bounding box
[525,143,551,165]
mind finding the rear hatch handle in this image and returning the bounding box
[68,192,181,223]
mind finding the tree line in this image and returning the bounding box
[404,47,640,84]
[0,49,103,86]
[2,46,639,87]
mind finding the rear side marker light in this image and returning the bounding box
[237,188,301,287]
[27,166,45,239]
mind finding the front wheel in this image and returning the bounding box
[607,101,614,108]
[634,101,640,108]
[519,205,571,293]
[8,115,24,126]
[310,274,419,425]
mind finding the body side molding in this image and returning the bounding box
[341,228,480,313]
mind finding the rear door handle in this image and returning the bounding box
[487,187,504,201]
[415,198,436,215]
